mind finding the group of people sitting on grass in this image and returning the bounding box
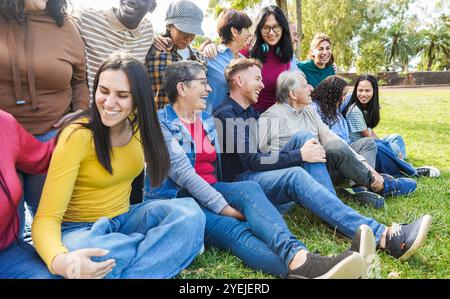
[0,0,440,279]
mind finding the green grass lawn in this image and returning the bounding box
[178,87,450,279]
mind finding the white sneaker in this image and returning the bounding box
[416,166,441,178]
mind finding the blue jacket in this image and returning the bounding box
[144,105,228,214]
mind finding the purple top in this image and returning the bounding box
[241,46,291,113]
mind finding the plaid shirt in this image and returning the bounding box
[145,45,207,109]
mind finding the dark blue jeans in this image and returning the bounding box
[0,240,58,278]
[179,181,306,278]
[235,131,387,245]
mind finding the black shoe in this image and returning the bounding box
[351,225,377,278]
[385,215,432,261]
[288,251,365,279]
[415,166,441,178]
[338,187,385,209]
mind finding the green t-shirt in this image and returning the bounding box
[297,59,336,88]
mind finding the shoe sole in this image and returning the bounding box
[399,215,432,261]
[338,188,385,209]
[288,253,364,279]
[357,225,377,278]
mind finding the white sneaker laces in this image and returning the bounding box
[389,223,402,239]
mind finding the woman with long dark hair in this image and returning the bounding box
[314,75,439,178]
[0,0,89,220]
[242,5,297,113]
[0,110,56,278]
[32,53,205,279]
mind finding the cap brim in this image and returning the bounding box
[172,22,204,36]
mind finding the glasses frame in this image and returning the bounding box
[261,24,282,35]
[181,77,209,88]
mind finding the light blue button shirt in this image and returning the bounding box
[206,45,236,114]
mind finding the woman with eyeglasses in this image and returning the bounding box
[145,60,367,279]
[240,5,298,113]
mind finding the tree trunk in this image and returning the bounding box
[295,0,302,58]
[427,58,433,71]
[276,0,289,20]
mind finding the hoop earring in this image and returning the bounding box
[261,43,269,54]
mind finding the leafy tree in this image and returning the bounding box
[417,15,450,71]
[356,39,385,74]
[384,21,417,71]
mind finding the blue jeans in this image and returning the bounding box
[178,181,306,278]
[234,146,387,245]
[382,134,406,160]
[281,130,336,195]
[61,198,205,278]
[0,240,58,278]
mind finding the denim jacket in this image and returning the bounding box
[144,105,228,214]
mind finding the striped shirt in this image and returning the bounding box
[345,103,368,143]
[75,7,154,99]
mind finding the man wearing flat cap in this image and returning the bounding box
[145,0,208,109]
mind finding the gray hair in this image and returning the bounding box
[276,70,306,104]
[163,61,207,104]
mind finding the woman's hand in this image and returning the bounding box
[52,109,84,128]
[51,248,116,279]
[220,205,245,221]
[153,36,173,51]
[201,42,219,59]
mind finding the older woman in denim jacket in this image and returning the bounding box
[144,60,369,279]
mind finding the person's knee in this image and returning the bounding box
[359,137,377,152]
[175,198,206,229]
[285,166,310,184]
[324,139,349,155]
[292,130,315,143]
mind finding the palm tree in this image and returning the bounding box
[418,21,450,71]
[384,21,416,71]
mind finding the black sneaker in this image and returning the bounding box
[351,225,377,278]
[287,251,365,279]
[415,166,441,178]
[338,187,385,209]
[385,215,432,261]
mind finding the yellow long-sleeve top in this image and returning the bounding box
[32,121,144,270]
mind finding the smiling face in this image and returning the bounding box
[290,75,313,106]
[237,65,265,105]
[24,0,48,12]
[234,27,253,51]
[312,40,332,67]
[356,80,374,107]
[182,70,211,112]
[95,69,135,133]
[260,14,282,47]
